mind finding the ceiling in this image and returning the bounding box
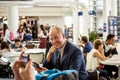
[0,0,88,9]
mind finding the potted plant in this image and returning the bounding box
[89,31,98,43]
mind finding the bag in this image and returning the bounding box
[87,70,99,80]
[9,32,15,40]
[36,69,79,80]
[0,57,13,78]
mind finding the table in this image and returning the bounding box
[25,49,45,54]
[100,55,120,79]
[22,43,40,48]
[28,40,40,44]
[3,49,45,63]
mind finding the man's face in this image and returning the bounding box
[15,41,20,47]
[108,37,115,45]
[49,29,64,48]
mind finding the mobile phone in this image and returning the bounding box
[22,53,29,65]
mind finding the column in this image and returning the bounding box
[111,0,117,16]
[72,5,79,45]
[103,0,109,40]
[7,6,19,37]
[82,9,89,36]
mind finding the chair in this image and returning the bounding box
[29,52,44,64]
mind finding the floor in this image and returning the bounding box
[0,79,13,80]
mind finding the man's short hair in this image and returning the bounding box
[106,34,115,41]
[50,26,63,34]
[81,36,88,43]
[15,38,21,42]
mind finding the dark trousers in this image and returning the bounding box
[104,65,118,78]
[99,69,110,80]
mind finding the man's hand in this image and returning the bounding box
[19,60,34,80]
[46,46,57,62]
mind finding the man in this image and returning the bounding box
[103,34,118,56]
[78,36,93,64]
[10,38,26,52]
[43,26,89,80]
[103,34,118,78]
[10,38,23,49]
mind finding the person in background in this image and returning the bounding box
[3,23,11,43]
[64,25,69,39]
[31,24,38,40]
[78,36,93,64]
[43,26,88,80]
[16,25,24,41]
[0,41,12,54]
[10,38,24,51]
[103,34,118,56]
[38,24,47,38]
[23,30,32,41]
[103,34,118,78]
[0,41,15,61]
[38,24,47,48]
[86,39,110,80]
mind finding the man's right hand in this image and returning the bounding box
[46,46,57,62]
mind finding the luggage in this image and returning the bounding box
[36,69,79,80]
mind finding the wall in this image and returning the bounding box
[38,16,65,27]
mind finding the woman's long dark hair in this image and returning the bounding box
[40,24,47,36]
[1,41,10,51]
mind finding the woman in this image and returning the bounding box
[86,39,110,80]
[16,25,24,41]
[0,41,16,63]
[3,24,11,43]
[0,41,13,57]
[38,24,47,48]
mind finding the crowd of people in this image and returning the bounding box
[0,23,119,80]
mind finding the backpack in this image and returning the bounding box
[36,69,79,80]
[9,32,15,41]
[87,70,99,80]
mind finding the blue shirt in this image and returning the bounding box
[10,43,23,49]
[83,42,93,54]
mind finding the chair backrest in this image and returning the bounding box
[29,52,44,64]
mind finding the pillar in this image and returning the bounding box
[103,0,109,40]
[7,6,19,37]
[72,5,79,45]
[111,0,117,16]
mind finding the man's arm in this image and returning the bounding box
[43,46,57,69]
[69,49,84,70]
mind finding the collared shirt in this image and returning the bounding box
[58,40,67,62]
